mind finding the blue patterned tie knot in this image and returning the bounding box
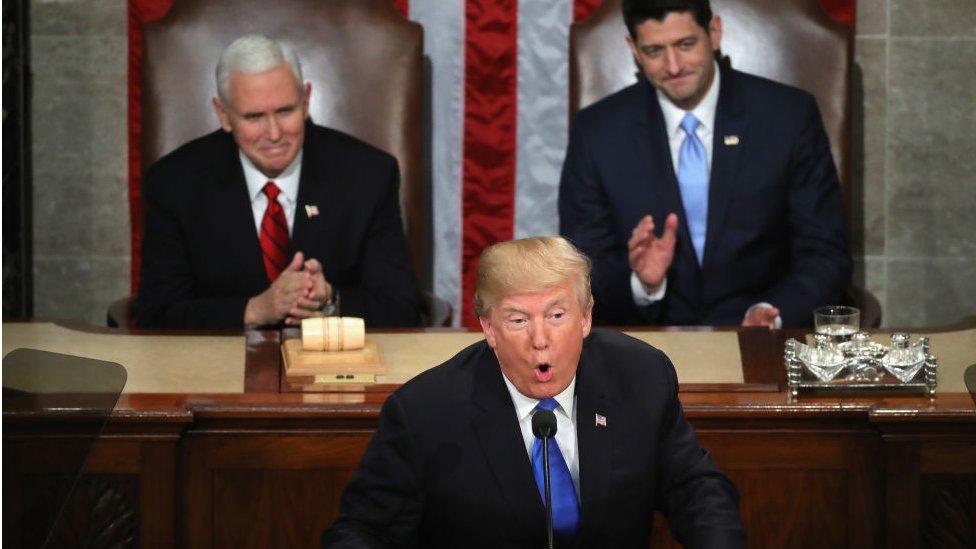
[536,397,559,412]
[532,398,579,543]
[677,112,709,265]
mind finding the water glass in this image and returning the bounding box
[814,306,860,344]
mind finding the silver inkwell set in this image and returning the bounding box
[785,306,938,398]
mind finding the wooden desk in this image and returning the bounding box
[3,322,974,548]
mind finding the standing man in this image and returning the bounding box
[136,35,422,329]
[559,0,852,328]
[322,237,744,548]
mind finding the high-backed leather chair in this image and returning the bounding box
[569,0,881,326]
[111,0,451,327]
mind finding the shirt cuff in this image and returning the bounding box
[631,272,667,306]
[745,302,782,329]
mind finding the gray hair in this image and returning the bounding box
[215,35,304,105]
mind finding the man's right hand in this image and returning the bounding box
[628,213,679,294]
[244,252,314,329]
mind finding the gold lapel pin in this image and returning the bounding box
[305,204,320,218]
[724,135,740,146]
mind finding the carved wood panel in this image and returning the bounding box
[213,469,354,546]
[651,469,857,548]
[13,474,139,548]
[922,475,976,549]
[183,432,371,548]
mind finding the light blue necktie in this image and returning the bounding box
[677,112,709,265]
[531,398,580,543]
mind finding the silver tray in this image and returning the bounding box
[785,333,937,398]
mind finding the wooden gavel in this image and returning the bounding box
[301,317,365,351]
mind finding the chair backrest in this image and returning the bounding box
[141,0,427,282]
[570,0,851,207]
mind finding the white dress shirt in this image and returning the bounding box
[240,151,303,236]
[501,372,580,498]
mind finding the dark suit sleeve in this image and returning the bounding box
[759,96,852,327]
[331,158,422,327]
[559,117,657,325]
[135,165,250,329]
[321,394,424,548]
[655,359,745,548]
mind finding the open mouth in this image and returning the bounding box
[535,363,553,382]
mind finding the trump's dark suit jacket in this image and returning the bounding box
[321,329,744,548]
[135,122,422,329]
[559,65,852,328]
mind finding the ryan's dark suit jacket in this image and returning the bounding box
[135,122,422,329]
[559,66,852,328]
[321,329,744,548]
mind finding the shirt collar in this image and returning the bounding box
[657,60,721,140]
[501,369,577,422]
[241,150,303,204]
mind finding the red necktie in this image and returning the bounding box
[259,182,290,282]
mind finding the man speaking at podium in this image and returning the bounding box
[322,237,744,548]
[136,35,421,329]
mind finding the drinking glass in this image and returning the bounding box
[814,306,860,344]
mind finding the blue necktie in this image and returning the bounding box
[677,112,709,265]
[531,398,580,542]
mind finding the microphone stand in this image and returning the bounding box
[533,408,558,549]
[542,435,553,549]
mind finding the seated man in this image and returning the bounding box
[136,35,422,329]
[322,236,744,548]
[559,0,852,328]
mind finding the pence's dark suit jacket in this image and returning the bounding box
[135,122,422,329]
[321,329,745,548]
[559,65,852,328]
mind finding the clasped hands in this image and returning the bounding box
[628,213,779,329]
[244,252,332,328]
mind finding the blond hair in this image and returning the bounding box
[474,236,593,317]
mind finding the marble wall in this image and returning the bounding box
[31,0,129,325]
[29,0,976,328]
[851,0,976,327]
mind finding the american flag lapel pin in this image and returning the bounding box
[595,413,607,427]
[724,135,740,146]
[305,204,320,218]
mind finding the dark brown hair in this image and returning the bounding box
[622,0,713,39]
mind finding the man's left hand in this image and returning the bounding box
[742,305,780,330]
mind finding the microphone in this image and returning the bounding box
[532,409,557,549]
[532,409,557,438]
